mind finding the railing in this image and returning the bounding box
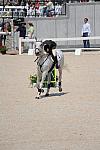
[43,36,100,42]
[0,31,11,35]
[1,33,100,55]
[18,36,100,55]
[19,38,36,55]
[0,6,26,9]
[0,6,27,18]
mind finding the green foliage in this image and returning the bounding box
[0,46,8,54]
[0,46,7,52]
[29,74,37,83]
[29,68,57,88]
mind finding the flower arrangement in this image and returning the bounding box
[29,74,37,83]
[29,74,37,88]
[29,73,57,88]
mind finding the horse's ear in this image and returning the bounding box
[40,41,43,48]
[34,36,37,41]
[39,40,43,47]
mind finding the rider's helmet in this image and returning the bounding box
[43,40,57,54]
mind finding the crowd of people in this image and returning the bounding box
[0,0,65,17]
[0,0,96,6]
[0,0,96,18]
[26,0,63,17]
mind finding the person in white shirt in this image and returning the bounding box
[81,18,91,48]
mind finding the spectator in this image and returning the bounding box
[6,22,11,32]
[35,0,40,17]
[2,22,12,50]
[27,22,35,49]
[16,22,26,38]
[43,0,54,17]
[15,22,26,52]
[81,17,91,48]
[55,3,62,16]
[27,0,32,6]
[1,22,11,46]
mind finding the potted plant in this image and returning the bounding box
[0,45,7,55]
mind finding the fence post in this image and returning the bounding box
[19,37,22,55]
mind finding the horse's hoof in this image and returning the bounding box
[38,89,44,94]
[35,96,40,99]
[59,87,62,92]
[41,89,44,93]
[45,93,49,97]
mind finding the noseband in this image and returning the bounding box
[35,47,40,55]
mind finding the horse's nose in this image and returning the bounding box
[35,48,39,52]
[35,52,39,56]
[35,48,39,56]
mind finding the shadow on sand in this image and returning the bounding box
[40,92,70,99]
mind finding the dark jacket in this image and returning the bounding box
[16,25,26,38]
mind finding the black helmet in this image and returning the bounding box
[43,40,57,52]
[44,44,50,52]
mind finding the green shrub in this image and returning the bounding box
[0,46,7,54]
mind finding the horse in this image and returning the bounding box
[34,40,64,99]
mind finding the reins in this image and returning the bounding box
[37,55,49,72]
[34,57,39,62]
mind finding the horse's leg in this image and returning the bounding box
[45,72,51,96]
[39,71,48,89]
[36,68,41,88]
[57,51,64,92]
[36,71,48,98]
[58,67,62,92]
[35,69,42,99]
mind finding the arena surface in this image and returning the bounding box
[0,52,100,150]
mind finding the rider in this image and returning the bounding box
[43,40,63,92]
[42,40,59,70]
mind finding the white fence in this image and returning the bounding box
[19,38,36,55]
[19,36,100,55]
[0,6,26,9]
[0,32,11,35]
[1,32,100,55]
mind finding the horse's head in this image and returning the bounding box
[35,41,43,56]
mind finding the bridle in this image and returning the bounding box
[34,40,55,73]
[34,40,43,56]
[37,55,49,73]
